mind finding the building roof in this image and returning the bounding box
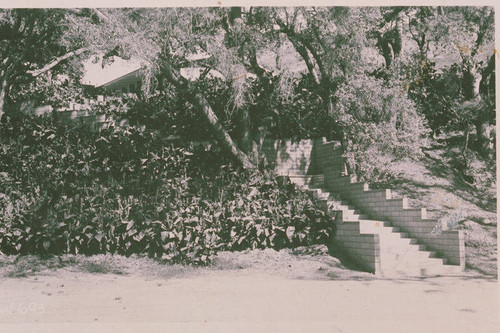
[80,55,143,87]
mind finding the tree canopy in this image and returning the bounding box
[0,6,495,177]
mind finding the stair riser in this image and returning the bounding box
[289,171,463,277]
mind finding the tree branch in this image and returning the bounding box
[298,35,326,80]
[27,47,91,77]
[274,13,321,86]
[161,59,255,169]
[245,45,268,77]
[287,35,321,86]
[92,9,111,22]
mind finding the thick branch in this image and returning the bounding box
[287,35,321,86]
[298,36,326,80]
[162,60,255,169]
[66,8,110,23]
[92,9,111,22]
[246,45,268,77]
[274,16,321,86]
[310,24,329,56]
[27,47,90,77]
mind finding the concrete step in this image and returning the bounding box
[381,249,444,262]
[288,175,324,186]
[386,263,451,277]
[326,203,349,211]
[288,173,462,278]
[382,255,448,270]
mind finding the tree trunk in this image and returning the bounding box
[462,60,494,156]
[27,47,90,77]
[192,92,255,169]
[162,61,256,169]
[473,111,494,156]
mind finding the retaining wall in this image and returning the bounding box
[262,138,464,269]
[258,139,317,176]
[334,223,381,273]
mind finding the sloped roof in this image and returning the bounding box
[80,55,143,87]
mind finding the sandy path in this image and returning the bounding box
[0,268,498,332]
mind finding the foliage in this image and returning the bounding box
[9,74,86,110]
[406,60,462,134]
[1,7,495,265]
[334,75,430,182]
[0,113,334,264]
[0,9,96,117]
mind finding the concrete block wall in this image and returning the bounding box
[24,97,115,129]
[55,108,110,128]
[265,138,382,273]
[334,223,381,273]
[320,147,465,268]
[258,139,316,176]
[313,139,344,173]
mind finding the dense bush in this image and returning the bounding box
[334,75,430,183]
[0,113,334,264]
[406,59,462,135]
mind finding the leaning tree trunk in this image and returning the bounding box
[191,91,256,169]
[161,61,255,169]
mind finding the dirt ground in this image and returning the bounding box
[0,248,498,332]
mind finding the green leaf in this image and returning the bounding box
[286,226,295,242]
[6,203,13,215]
[126,220,134,231]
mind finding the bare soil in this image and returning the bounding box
[0,248,498,332]
[385,144,497,277]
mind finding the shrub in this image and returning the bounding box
[334,75,430,183]
[0,113,334,264]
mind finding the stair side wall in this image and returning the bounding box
[334,223,381,274]
[262,138,382,274]
[258,139,316,176]
[319,148,465,269]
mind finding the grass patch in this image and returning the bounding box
[0,255,66,278]
[0,254,200,280]
[77,257,126,275]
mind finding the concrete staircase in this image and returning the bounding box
[289,174,463,277]
[257,138,465,277]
